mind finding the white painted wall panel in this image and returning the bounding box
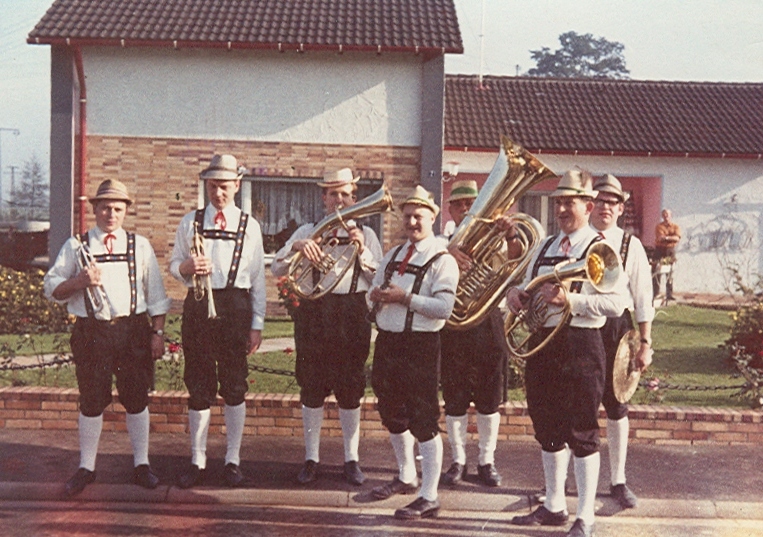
[84,47,422,146]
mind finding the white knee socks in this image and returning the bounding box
[188,408,211,469]
[574,452,601,526]
[78,413,103,471]
[445,414,468,465]
[418,435,443,501]
[607,417,629,486]
[125,408,150,467]
[542,446,571,514]
[389,430,417,484]
[476,412,500,466]
[224,402,246,466]
[302,405,324,462]
[339,407,361,463]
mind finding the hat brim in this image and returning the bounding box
[317,176,360,188]
[549,187,598,199]
[595,185,630,202]
[199,170,242,181]
[447,192,477,203]
[399,199,440,217]
[89,195,133,205]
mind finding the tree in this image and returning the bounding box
[526,31,630,79]
[8,155,49,221]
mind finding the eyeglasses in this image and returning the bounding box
[594,198,622,207]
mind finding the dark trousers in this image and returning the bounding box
[371,330,441,442]
[292,292,371,409]
[600,312,633,420]
[524,326,606,458]
[440,311,505,416]
[182,288,252,410]
[70,314,152,417]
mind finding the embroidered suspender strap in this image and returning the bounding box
[531,235,558,279]
[195,208,241,241]
[620,232,632,268]
[382,244,406,286]
[401,251,447,332]
[80,232,96,319]
[226,212,248,288]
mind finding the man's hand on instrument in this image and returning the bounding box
[448,245,472,272]
[347,225,365,252]
[292,238,324,264]
[506,287,529,315]
[635,343,653,372]
[77,263,102,288]
[495,215,515,234]
[539,282,566,306]
[181,255,213,277]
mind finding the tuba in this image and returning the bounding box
[504,241,622,359]
[192,221,218,319]
[287,185,393,300]
[446,136,556,330]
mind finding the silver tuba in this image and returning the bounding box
[288,185,393,300]
[74,236,117,320]
[504,241,623,359]
[192,221,218,319]
[446,136,556,330]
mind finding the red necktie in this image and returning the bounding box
[397,243,416,276]
[214,210,227,230]
[560,236,571,256]
[104,233,116,254]
[598,231,605,239]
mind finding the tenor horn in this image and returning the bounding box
[288,185,393,300]
[446,136,556,330]
[505,241,622,359]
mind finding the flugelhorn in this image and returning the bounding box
[192,221,218,319]
[288,185,393,300]
[446,136,555,330]
[505,241,622,359]
[74,236,117,320]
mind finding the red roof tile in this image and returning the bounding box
[28,0,463,54]
[445,75,763,158]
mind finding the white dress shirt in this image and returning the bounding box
[44,227,172,320]
[593,225,655,324]
[270,222,383,294]
[369,235,459,333]
[169,204,267,330]
[516,225,629,329]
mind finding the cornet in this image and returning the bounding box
[192,221,218,319]
[74,236,117,320]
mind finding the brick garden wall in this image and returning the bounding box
[1,388,761,445]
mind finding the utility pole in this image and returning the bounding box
[8,165,19,220]
[0,128,21,218]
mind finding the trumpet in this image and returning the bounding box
[74,236,117,320]
[192,221,218,319]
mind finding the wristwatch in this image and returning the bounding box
[153,329,164,336]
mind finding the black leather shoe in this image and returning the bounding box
[511,505,569,526]
[440,462,466,486]
[567,518,594,537]
[394,497,440,520]
[477,463,502,487]
[64,468,96,497]
[371,476,419,500]
[297,460,318,484]
[611,483,638,508]
[177,464,204,489]
[343,461,366,486]
[223,463,245,487]
[133,464,159,489]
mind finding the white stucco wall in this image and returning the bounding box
[83,47,423,146]
[445,148,763,294]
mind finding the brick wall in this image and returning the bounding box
[82,135,421,300]
[1,388,761,445]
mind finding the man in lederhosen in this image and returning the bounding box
[506,171,628,537]
[271,168,382,486]
[169,154,266,488]
[368,185,459,520]
[439,179,515,488]
[591,174,654,509]
[44,179,171,496]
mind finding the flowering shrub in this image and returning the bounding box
[0,267,72,334]
[276,276,300,318]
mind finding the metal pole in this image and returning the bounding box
[0,128,21,219]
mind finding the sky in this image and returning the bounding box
[0,0,761,200]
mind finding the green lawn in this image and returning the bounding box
[1,305,754,408]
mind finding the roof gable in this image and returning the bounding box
[445,76,763,158]
[28,0,463,54]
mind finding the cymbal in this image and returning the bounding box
[613,328,641,403]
